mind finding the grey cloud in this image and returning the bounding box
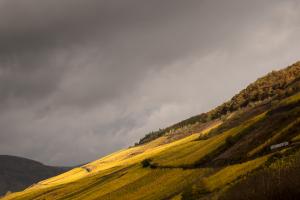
[1,0,300,165]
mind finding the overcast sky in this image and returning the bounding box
[1,0,300,166]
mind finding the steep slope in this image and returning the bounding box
[2,61,300,200]
[0,155,70,197]
[138,61,300,145]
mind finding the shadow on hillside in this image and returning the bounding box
[219,154,300,200]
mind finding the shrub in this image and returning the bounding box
[141,159,152,168]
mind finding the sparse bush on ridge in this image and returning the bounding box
[141,159,152,168]
[141,159,158,168]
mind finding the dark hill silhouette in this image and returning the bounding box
[0,155,70,196]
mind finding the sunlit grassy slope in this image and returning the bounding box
[2,95,300,199]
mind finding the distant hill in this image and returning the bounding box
[2,61,300,200]
[0,155,70,196]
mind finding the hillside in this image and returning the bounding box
[137,61,300,145]
[2,61,300,200]
[0,155,70,197]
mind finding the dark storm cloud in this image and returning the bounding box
[1,0,300,165]
[0,0,203,108]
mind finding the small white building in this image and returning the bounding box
[270,141,289,150]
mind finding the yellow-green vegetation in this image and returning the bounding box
[171,194,182,200]
[219,149,300,200]
[151,113,265,167]
[248,117,300,157]
[278,91,300,105]
[203,155,269,191]
[247,92,300,157]
[292,133,300,142]
[1,125,214,200]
